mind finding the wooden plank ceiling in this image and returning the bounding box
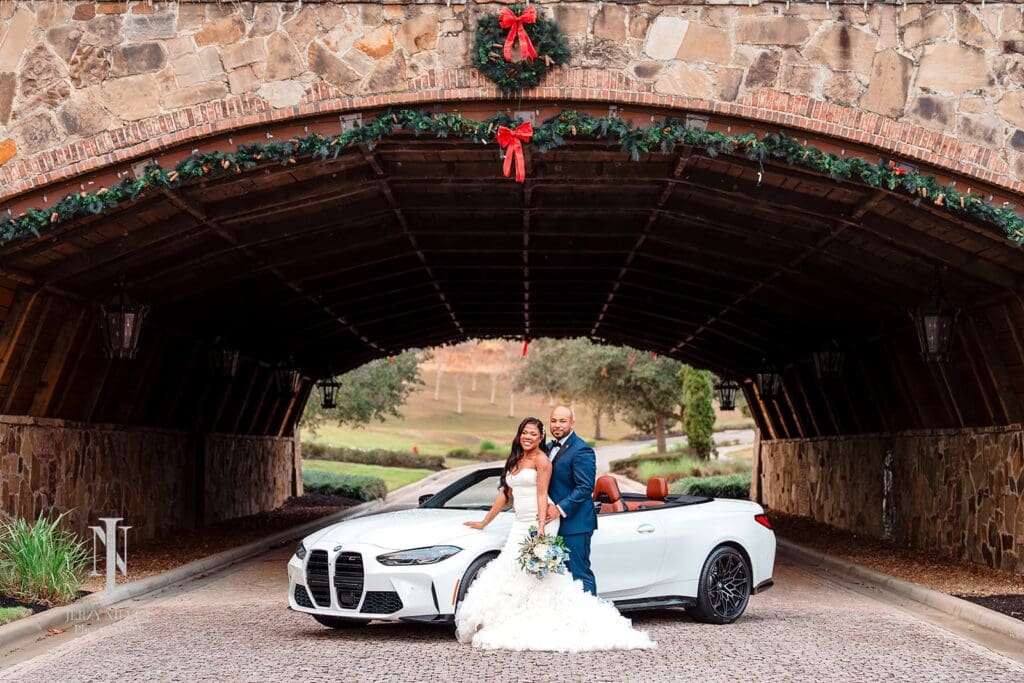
[1,132,1022,437]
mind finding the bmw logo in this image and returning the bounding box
[333,545,342,552]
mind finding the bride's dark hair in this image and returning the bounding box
[500,417,547,495]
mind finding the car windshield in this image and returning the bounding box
[421,468,504,510]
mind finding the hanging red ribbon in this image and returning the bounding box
[496,121,533,183]
[522,338,530,356]
[499,6,539,62]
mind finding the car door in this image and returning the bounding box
[590,508,668,597]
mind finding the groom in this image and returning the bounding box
[545,406,598,595]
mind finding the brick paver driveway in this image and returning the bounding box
[2,547,1022,683]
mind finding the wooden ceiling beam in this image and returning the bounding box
[160,186,388,355]
[361,145,464,338]
[592,150,691,337]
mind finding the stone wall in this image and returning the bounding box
[759,426,1024,574]
[2,1,1024,198]
[205,433,296,524]
[0,415,298,542]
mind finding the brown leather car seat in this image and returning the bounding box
[623,476,671,511]
[646,476,669,501]
[592,475,626,513]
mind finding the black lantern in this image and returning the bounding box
[812,341,845,379]
[208,339,240,379]
[274,359,302,395]
[318,376,341,410]
[99,276,149,360]
[714,379,741,411]
[755,361,782,399]
[911,280,960,362]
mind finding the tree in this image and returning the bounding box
[511,338,574,403]
[454,373,466,414]
[301,350,424,432]
[469,342,480,391]
[562,339,624,441]
[682,365,716,460]
[612,352,687,454]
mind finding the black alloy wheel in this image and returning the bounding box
[455,553,499,613]
[687,545,751,624]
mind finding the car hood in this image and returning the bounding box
[307,508,512,551]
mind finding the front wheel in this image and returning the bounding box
[312,614,366,629]
[455,553,498,614]
[687,545,751,625]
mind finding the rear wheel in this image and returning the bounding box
[312,614,366,629]
[686,545,751,625]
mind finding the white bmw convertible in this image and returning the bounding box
[287,467,776,628]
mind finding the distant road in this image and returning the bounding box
[594,428,755,474]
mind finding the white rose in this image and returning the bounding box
[533,544,549,559]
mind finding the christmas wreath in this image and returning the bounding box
[472,3,570,94]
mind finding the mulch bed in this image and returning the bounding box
[771,512,1024,621]
[80,493,356,593]
[0,594,51,615]
[959,595,1024,622]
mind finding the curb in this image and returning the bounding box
[0,462,487,648]
[778,538,1024,643]
[0,497,384,648]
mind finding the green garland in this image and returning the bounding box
[472,2,570,95]
[3,108,1022,246]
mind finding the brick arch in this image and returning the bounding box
[3,66,1021,208]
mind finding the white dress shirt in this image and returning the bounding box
[548,432,574,517]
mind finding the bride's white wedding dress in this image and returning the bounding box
[455,468,656,651]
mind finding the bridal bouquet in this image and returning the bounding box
[517,526,570,579]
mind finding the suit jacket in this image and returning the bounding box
[548,432,598,535]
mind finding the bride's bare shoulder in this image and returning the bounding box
[535,454,552,471]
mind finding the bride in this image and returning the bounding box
[455,417,656,652]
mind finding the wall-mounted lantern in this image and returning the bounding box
[99,276,148,360]
[714,379,741,411]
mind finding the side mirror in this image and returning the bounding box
[418,493,434,506]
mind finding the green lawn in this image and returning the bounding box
[0,606,32,626]
[303,459,433,491]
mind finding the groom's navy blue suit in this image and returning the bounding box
[547,432,598,595]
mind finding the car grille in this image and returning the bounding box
[293,584,315,608]
[333,552,364,609]
[361,591,404,614]
[305,550,331,607]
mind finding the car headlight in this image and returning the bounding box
[376,545,462,566]
[295,541,307,560]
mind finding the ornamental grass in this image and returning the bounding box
[0,510,91,606]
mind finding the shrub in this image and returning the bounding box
[681,366,716,459]
[301,443,444,470]
[448,445,505,461]
[0,511,91,606]
[610,449,749,484]
[479,439,499,453]
[672,472,751,499]
[302,469,388,501]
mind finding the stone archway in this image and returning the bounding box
[1,1,1023,573]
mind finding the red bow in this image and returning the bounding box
[499,6,538,62]
[496,122,533,183]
